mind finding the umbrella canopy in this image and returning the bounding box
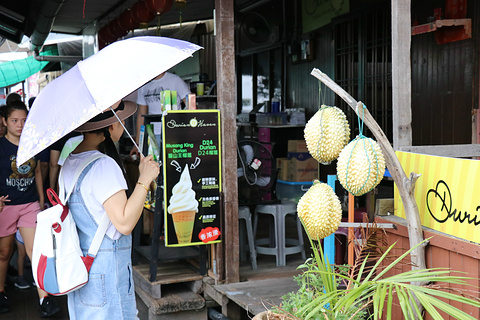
[17,36,202,166]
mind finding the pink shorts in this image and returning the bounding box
[0,202,41,237]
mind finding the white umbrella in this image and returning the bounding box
[17,36,201,166]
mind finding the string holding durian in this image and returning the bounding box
[304,105,350,164]
[336,103,385,196]
[297,180,342,240]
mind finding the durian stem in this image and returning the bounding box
[311,67,426,318]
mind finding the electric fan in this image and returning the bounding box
[240,12,272,44]
[237,139,279,205]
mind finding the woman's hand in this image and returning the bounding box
[0,195,10,212]
[137,154,160,187]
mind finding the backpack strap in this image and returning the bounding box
[86,212,110,259]
[57,153,117,264]
[58,153,108,203]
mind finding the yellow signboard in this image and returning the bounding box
[394,151,480,243]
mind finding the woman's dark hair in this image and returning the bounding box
[6,92,21,105]
[90,126,130,188]
[3,100,28,119]
[28,97,36,109]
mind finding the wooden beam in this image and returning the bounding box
[214,0,240,284]
[391,0,412,150]
[400,144,480,158]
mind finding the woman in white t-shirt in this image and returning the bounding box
[61,100,159,319]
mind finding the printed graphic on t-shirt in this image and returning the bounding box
[144,88,165,105]
[7,155,36,192]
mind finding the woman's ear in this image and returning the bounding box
[109,123,117,134]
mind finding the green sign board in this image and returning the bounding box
[302,0,349,33]
[162,110,222,247]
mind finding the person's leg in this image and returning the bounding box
[15,233,26,277]
[0,204,19,293]
[0,235,14,292]
[18,227,48,298]
[13,231,30,289]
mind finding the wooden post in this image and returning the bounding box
[348,193,354,267]
[215,0,239,284]
[392,0,412,150]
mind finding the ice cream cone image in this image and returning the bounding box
[168,165,198,244]
[171,211,196,243]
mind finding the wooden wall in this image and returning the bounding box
[284,0,480,147]
[285,25,335,120]
[376,216,480,319]
[410,0,479,146]
[411,33,475,146]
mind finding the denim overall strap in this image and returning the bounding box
[66,159,137,320]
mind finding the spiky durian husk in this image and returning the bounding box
[297,181,342,240]
[304,105,350,164]
[336,136,386,196]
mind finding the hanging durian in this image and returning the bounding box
[304,105,350,164]
[297,180,342,240]
[336,136,385,196]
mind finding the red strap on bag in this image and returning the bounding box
[46,188,69,222]
[82,255,95,272]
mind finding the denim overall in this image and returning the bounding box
[66,161,138,319]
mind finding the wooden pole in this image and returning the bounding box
[215,0,239,283]
[392,0,412,150]
[348,193,354,267]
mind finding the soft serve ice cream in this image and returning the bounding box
[168,164,198,244]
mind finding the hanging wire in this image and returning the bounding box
[237,144,258,186]
[357,103,366,138]
[315,81,332,165]
[344,103,381,196]
[156,15,161,36]
[318,80,326,107]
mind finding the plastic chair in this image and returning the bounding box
[253,202,306,266]
[238,206,257,270]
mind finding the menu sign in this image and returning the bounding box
[162,110,222,247]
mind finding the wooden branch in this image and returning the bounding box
[408,172,421,194]
[310,68,426,274]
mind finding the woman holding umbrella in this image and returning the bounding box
[61,100,159,319]
[0,100,60,316]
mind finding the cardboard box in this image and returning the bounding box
[288,140,308,153]
[276,157,289,181]
[287,152,318,182]
[375,198,394,216]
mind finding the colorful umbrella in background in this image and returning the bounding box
[17,36,202,166]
